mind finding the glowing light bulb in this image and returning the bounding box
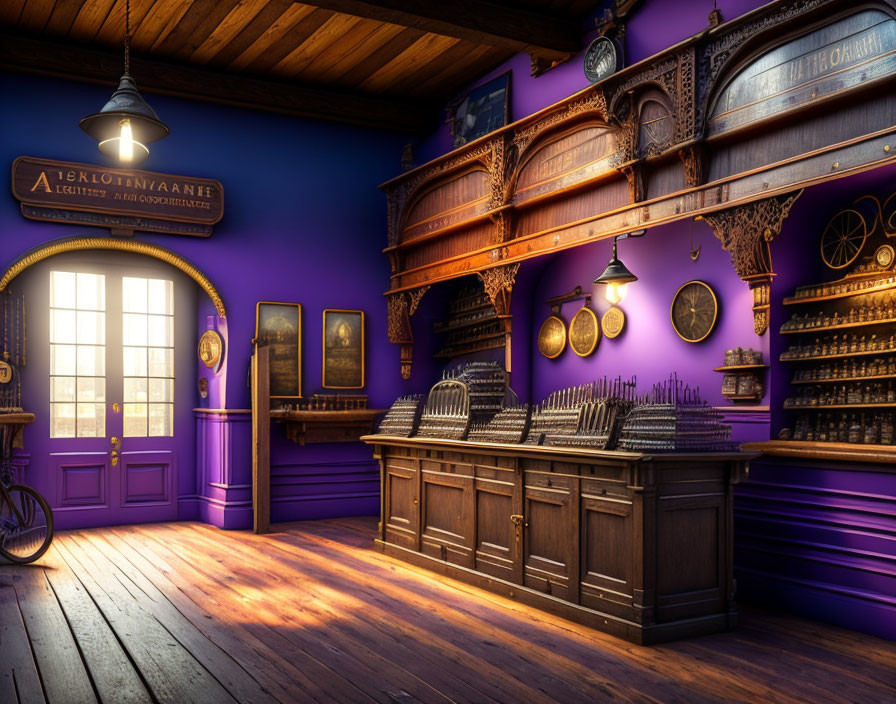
[605,281,627,304]
[119,119,133,162]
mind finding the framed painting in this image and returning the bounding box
[255,302,302,398]
[322,309,365,389]
[449,71,511,149]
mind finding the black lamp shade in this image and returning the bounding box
[79,75,169,162]
[593,256,638,286]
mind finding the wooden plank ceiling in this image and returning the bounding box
[0,0,598,131]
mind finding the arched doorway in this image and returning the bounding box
[12,247,204,529]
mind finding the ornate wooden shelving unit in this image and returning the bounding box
[775,267,896,450]
[431,280,511,362]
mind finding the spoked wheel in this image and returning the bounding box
[0,485,54,564]
[820,209,868,269]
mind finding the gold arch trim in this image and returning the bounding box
[0,237,226,318]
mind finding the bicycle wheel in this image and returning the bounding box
[820,208,868,269]
[0,485,54,564]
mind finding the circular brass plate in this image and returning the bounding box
[601,306,625,339]
[538,315,567,359]
[670,280,718,343]
[875,244,895,269]
[198,329,224,369]
[569,306,600,357]
[0,361,11,384]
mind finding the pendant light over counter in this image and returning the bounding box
[593,230,646,304]
[79,0,168,166]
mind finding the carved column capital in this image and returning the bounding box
[478,262,520,317]
[702,191,802,334]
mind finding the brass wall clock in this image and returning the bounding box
[198,329,224,370]
[569,306,600,357]
[671,280,718,343]
[538,314,567,359]
[874,244,895,269]
[601,306,625,339]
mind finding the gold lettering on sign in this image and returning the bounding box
[786,29,884,89]
[30,171,51,193]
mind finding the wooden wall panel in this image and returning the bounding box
[401,169,490,242]
[514,124,617,205]
[403,223,495,271]
[513,180,629,241]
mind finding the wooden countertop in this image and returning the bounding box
[742,440,896,465]
[362,434,757,463]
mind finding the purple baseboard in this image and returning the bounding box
[735,567,896,641]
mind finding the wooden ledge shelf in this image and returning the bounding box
[271,409,385,446]
[713,364,768,372]
[743,440,896,466]
[780,317,896,334]
[791,373,896,385]
[780,347,896,362]
[783,280,896,306]
[783,402,896,411]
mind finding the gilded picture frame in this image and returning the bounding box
[255,301,302,398]
[322,309,365,389]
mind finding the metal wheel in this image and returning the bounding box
[820,208,868,269]
[0,485,54,564]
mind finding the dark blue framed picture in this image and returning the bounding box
[450,71,511,148]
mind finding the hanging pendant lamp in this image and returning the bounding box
[593,230,645,304]
[79,0,168,165]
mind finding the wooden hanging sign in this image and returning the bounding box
[11,156,224,237]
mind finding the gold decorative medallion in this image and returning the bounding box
[601,306,625,338]
[671,280,718,343]
[538,315,567,359]
[875,244,895,269]
[198,329,223,370]
[0,361,11,384]
[569,306,600,357]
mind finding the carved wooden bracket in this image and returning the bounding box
[701,191,802,334]
[478,262,519,317]
[387,287,429,380]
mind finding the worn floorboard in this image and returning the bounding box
[1,517,893,704]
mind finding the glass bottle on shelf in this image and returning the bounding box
[848,415,862,443]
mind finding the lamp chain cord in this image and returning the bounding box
[124,0,130,75]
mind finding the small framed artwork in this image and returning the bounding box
[255,302,302,398]
[449,71,511,148]
[322,309,365,389]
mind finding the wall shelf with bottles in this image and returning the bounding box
[776,269,896,453]
[433,280,508,361]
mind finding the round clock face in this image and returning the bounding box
[875,244,895,269]
[538,315,567,359]
[584,36,617,83]
[670,281,718,343]
[569,306,600,357]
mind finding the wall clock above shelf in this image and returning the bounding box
[670,280,718,343]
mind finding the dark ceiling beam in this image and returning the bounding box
[0,33,435,133]
[301,0,581,60]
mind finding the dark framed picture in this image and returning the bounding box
[322,309,365,389]
[255,302,302,398]
[449,71,511,149]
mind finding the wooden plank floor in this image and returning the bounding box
[1,518,894,704]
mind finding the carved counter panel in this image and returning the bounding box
[367,436,751,644]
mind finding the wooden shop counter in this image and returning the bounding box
[362,434,756,644]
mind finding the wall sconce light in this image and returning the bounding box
[593,230,646,304]
[79,0,168,166]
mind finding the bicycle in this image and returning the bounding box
[0,463,54,564]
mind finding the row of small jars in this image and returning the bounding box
[784,381,896,408]
[780,298,896,331]
[792,275,895,300]
[792,356,896,381]
[785,413,895,444]
[780,333,896,359]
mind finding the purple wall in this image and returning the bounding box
[1,70,412,529]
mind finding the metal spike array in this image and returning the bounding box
[377,394,425,437]
[468,404,531,444]
[417,361,509,440]
[617,373,737,451]
[526,376,638,449]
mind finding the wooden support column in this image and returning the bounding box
[701,191,802,335]
[387,286,429,380]
[478,262,519,372]
[252,344,270,534]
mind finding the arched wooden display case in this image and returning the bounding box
[383,0,896,375]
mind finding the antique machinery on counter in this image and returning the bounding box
[416,361,514,440]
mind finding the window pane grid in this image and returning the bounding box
[123,277,174,438]
[50,272,106,438]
